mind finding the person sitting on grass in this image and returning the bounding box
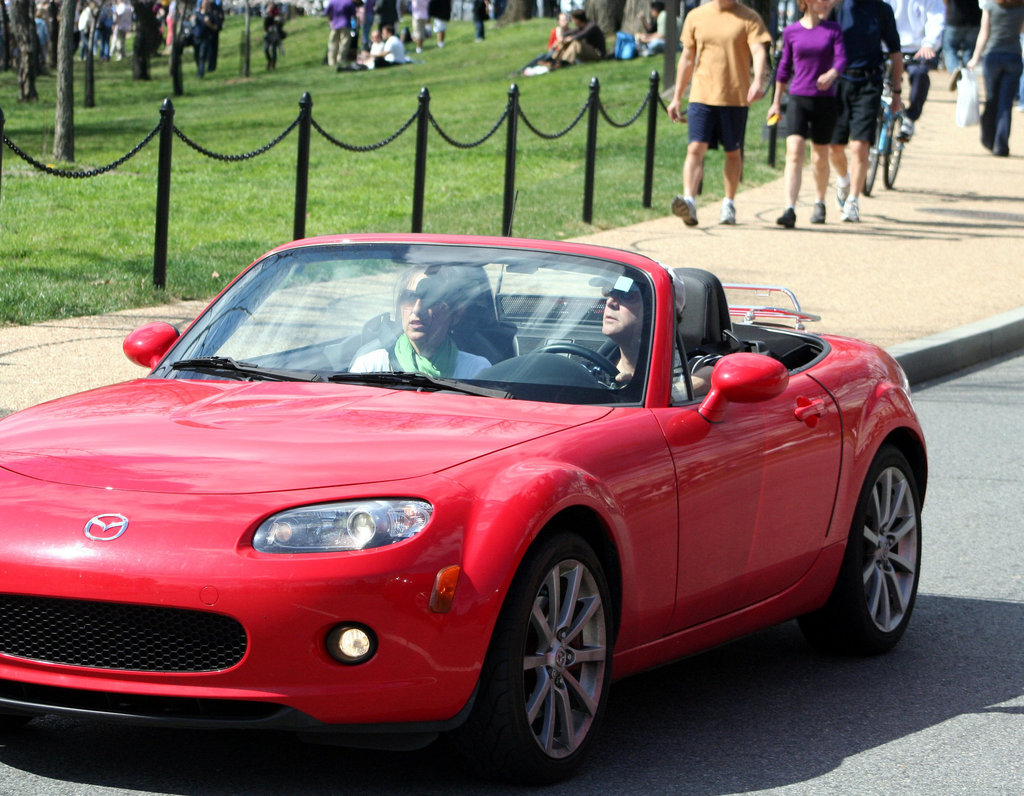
[547,9,607,67]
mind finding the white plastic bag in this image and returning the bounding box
[955,68,980,128]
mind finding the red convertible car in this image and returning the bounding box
[0,235,926,783]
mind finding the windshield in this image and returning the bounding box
[154,242,654,405]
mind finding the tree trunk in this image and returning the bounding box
[10,0,38,101]
[53,0,76,160]
[242,0,251,77]
[84,19,96,108]
[47,0,58,69]
[621,0,648,35]
[585,0,624,43]
[498,0,533,23]
[132,0,161,80]
[1,1,12,72]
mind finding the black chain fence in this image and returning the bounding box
[1,72,664,289]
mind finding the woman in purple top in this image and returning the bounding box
[766,0,846,228]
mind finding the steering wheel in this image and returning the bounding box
[535,343,620,379]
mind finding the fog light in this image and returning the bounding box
[326,624,377,665]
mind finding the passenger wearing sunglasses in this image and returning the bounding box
[349,269,491,379]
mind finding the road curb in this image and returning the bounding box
[889,306,1024,386]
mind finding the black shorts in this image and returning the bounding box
[831,77,883,145]
[687,103,749,152]
[783,95,839,145]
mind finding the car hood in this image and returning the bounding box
[0,380,611,494]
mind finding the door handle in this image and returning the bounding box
[794,397,825,428]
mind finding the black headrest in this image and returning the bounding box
[674,267,732,352]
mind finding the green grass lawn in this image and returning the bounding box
[0,15,780,324]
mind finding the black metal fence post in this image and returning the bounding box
[171,35,184,97]
[84,24,96,108]
[643,71,660,208]
[502,84,519,236]
[153,99,174,290]
[411,87,430,233]
[582,77,600,224]
[293,92,312,241]
[0,106,5,211]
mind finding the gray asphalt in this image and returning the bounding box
[2,91,1023,416]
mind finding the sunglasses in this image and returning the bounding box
[601,286,641,304]
[398,289,448,309]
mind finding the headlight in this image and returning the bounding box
[253,499,433,553]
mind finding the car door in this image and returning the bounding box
[653,402,769,630]
[738,371,842,606]
[653,370,841,630]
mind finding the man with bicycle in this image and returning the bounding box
[828,0,904,222]
[884,0,946,139]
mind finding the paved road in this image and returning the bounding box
[1,354,1022,795]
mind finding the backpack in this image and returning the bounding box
[614,31,637,60]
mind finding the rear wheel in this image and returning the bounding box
[452,531,613,784]
[863,105,886,197]
[799,445,922,655]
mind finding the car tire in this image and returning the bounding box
[451,531,613,784]
[0,714,33,731]
[798,444,922,655]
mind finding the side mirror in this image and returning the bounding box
[123,322,180,370]
[698,353,789,423]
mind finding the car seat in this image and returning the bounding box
[674,267,740,357]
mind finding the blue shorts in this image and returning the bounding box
[687,103,748,151]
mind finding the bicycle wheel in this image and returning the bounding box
[863,105,886,197]
[884,121,904,189]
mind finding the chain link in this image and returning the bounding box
[2,122,161,178]
[2,87,661,177]
[598,94,650,129]
[518,97,591,140]
[310,109,418,152]
[428,106,510,149]
[173,115,300,161]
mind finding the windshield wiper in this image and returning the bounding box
[170,357,322,383]
[328,371,513,399]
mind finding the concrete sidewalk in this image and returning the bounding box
[2,92,1023,417]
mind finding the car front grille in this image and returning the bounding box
[0,594,248,672]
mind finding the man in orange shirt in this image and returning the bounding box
[666,0,771,226]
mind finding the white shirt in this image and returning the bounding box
[381,34,407,63]
[883,0,946,52]
[78,5,95,33]
[114,1,133,32]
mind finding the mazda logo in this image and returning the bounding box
[84,514,130,541]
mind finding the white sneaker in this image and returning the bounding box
[672,195,698,227]
[841,197,860,222]
[836,180,850,211]
[719,201,736,225]
[899,119,914,139]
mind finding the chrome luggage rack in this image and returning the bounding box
[722,284,821,331]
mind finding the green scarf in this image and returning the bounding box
[393,334,459,378]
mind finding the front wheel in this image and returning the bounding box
[884,136,904,189]
[0,713,33,731]
[798,445,922,655]
[451,532,613,784]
